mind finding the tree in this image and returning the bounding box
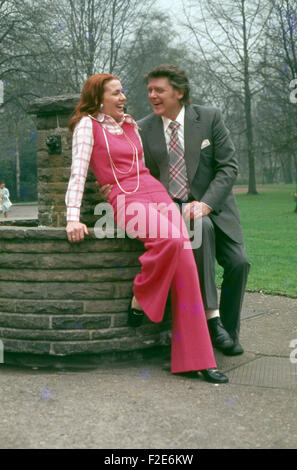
[34,0,157,92]
[258,0,297,184]
[119,12,193,119]
[183,0,273,193]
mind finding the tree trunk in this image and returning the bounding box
[242,0,257,195]
[293,155,297,183]
[280,154,293,183]
[15,133,21,200]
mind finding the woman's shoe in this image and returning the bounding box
[127,300,144,327]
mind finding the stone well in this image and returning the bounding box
[0,95,171,361]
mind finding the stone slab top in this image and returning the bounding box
[27,94,80,116]
[0,226,108,240]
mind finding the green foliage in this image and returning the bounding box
[216,186,297,296]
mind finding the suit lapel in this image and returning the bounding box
[184,105,203,184]
[145,106,202,188]
[147,115,169,189]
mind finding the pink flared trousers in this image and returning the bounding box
[110,188,217,374]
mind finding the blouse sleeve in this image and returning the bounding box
[65,116,94,222]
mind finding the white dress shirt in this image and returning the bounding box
[161,106,185,151]
[161,106,212,211]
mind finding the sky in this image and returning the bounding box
[155,0,186,21]
[154,0,189,38]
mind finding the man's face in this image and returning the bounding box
[147,77,184,120]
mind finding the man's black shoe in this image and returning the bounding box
[207,317,234,350]
[199,368,229,384]
[222,342,244,356]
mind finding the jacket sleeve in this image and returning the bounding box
[200,108,238,214]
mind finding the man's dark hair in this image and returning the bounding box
[144,64,191,106]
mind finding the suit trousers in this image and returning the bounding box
[192,216,250,341]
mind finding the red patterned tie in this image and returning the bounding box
[168,121,189,201]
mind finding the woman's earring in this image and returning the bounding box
[100,103,104,109]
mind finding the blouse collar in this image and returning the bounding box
[88,113,139,135]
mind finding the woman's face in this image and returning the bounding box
[101,79,126,122]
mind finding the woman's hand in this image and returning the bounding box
[66,221,89,243]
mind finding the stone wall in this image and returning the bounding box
[0,227,171,356]
[0,95,172,359]
[28,94,99,227]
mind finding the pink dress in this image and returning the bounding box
[90,119,216,373]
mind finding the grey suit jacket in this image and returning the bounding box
[137,104,244,244]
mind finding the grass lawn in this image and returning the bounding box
[216,185,297,297]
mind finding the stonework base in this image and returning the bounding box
[0,227,171,357]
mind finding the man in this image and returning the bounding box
[101,64,250,355]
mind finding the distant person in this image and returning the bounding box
[65,72,228,384]
[100,64,250,355]
[0,182,12,218]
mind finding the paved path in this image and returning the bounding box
[0,204,38,223]
[0,291,296,449]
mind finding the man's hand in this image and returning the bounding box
[183,201,212,220]
[66,221,89,243]
[97,183,113,201]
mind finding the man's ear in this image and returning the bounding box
[177,88,184,102]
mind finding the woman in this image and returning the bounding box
[65,73,228,383]
[0,182,12,218]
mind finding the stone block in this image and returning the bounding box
[36,115,60,131]
[0,282,48,299]
[0,314,50,329]
[91,327,135,340]
[0,267,138,282]
[0,328,89,341]
[37,151,72,168]
[84,299,129,314]
[0,237,143,253]
[0,252,141,269]
[38,167,70,183]
[38,181,69,195]
[51,336,157,356]
[0,281,130,300]
[112,313,130,328]
[52,315,111,330]
[1,338,51,354]
[15,300,84,315]
[28,94,79,115]
[0,299,16,313]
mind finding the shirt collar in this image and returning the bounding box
[91,112,125,125]
[88,112,139,134]
[162,106,185,133]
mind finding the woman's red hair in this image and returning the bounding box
[69,73,119,133]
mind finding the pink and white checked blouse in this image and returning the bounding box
[65,113,139,221]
